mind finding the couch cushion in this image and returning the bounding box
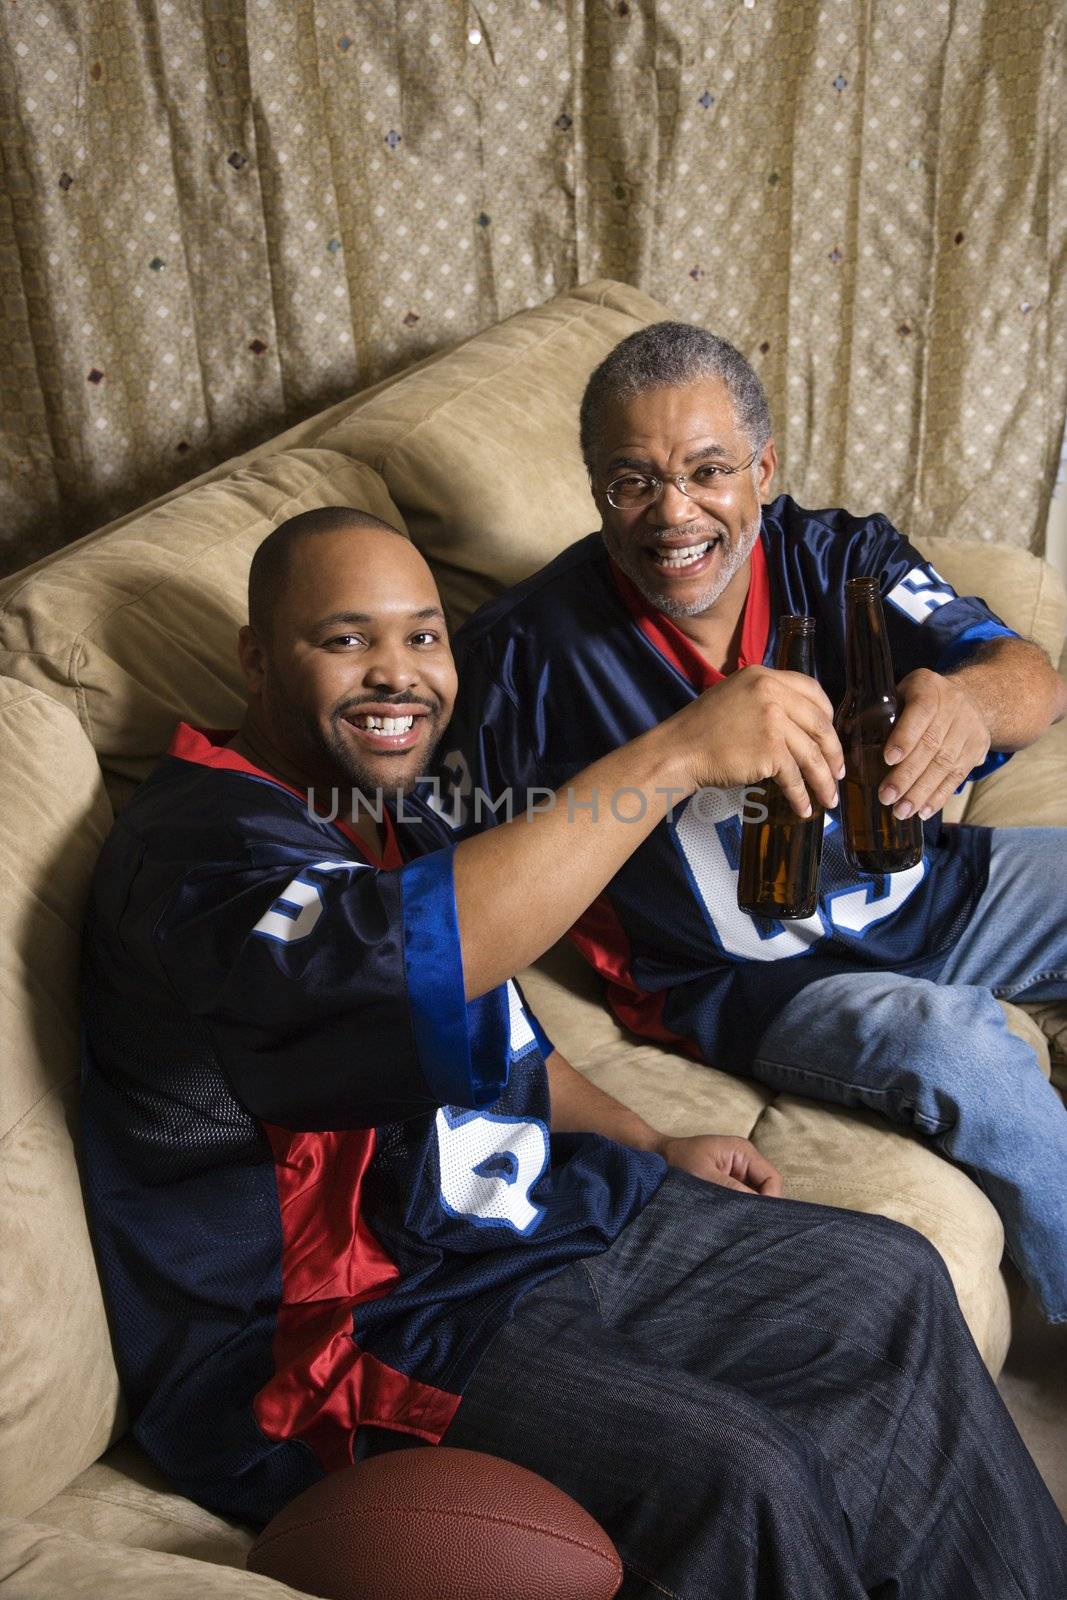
[919,536,1067,663]
[0,1518,302,1598]
[949,715,1067,833]
[0,681,121,1517]
[31,1438,252,1569]
[317,279,671,626]
[520,938,1028,1375]
[0,449,404,806]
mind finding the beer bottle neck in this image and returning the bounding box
[844,580,895,698]
[775,616,816,676]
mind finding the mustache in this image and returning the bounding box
[334,692,442,718]
[646,522,726,544]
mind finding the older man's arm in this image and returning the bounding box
[879,637,1067,822]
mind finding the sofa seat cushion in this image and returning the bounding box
[749,1096,1011,1372]
[317,279,672,626]
[30,1438,253,1570]
[0,449,404,806]
[518,940,1049,1377]
[0,1518,302,1598]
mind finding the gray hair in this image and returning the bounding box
[579,322,773,474]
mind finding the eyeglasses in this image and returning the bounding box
[604,453,757,511]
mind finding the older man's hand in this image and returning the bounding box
[878,668,992,821]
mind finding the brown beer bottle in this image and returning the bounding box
[835,576,923,874]
[737,615,824,919]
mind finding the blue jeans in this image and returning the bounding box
[751,826,1067,1321]
[437,1172,1067,1599]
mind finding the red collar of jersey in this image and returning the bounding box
[608,531,771,692]
[166,723,402,869]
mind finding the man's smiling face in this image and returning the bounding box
[241,524,457,796]
[592,377,777,619]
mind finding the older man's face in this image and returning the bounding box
[592,378,776,618]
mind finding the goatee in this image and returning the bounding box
[611,514,762,619]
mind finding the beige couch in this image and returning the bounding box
[1,280,1065,1596]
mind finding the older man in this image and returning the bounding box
[79,508,1066,1598]
[442,321,1067,1326]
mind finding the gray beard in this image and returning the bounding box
[611,513,763,620]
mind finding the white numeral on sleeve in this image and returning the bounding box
[252,861,367,944]
[885,566,957,623]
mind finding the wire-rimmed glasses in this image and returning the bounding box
[604,452,757,510]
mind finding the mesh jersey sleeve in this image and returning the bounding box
[507,975,554,1065]
[143,841,512,1130]
[860,516,1020,780]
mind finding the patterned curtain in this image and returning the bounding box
[1,0,1064,572]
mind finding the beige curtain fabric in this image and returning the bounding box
[1,1,1064,574]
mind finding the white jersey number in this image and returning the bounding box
[885,565,957,623]
[252,861,368,944]
[435,1107,549,1234]
[674,788,925,960]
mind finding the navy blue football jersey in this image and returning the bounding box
[440,497,1019,1070]
[79,726,665,1528]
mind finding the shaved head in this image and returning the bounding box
[248,506,407,637]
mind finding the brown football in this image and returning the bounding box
[246,1446,623,1600]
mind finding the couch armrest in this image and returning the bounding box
[950,711,1067,1092]
[0,1518,306,1600]
[918,538,1067,661]
[952,714,1067,830]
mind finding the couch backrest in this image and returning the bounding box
[317,279,671,627]
[0,449,404,808]
[918,537,1066,662]
[0,680,120,1517]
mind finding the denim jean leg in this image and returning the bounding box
[444,1259,868,1600]
[937,826,1067,997]
[752,970,1067,1320]
[443,1174,1067,1596]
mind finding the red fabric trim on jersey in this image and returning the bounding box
[167,723,401,868]
[568,895,701,1061]
[608,532,771,690]
[253,1125,460,1470]
[171,729,443,1458]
